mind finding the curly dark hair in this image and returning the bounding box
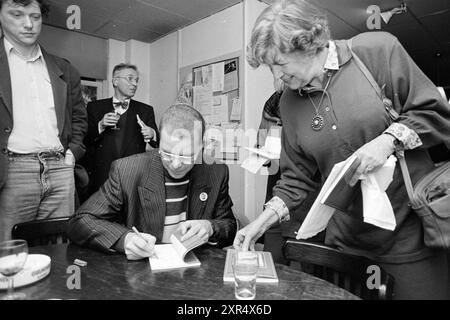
[0,0,50,17]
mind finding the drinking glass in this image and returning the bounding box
[233,251,259,300]
[111,110,121,130]
[0,240,28,300]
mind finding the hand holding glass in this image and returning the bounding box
[101,112,120,131]
[233,251,259,300]
[111,111,121,130]
[0,240,28,300]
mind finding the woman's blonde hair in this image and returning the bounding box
[247,0,330,68]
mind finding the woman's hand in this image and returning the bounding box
[233,208,279,251]
[349,133,396,186]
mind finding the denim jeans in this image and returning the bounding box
[0,152,75,241]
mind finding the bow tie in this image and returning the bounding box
[113,101,129,109]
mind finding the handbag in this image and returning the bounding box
[395,144,450,249]
[348,38,450,250]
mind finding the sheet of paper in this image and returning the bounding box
[230,98,241,121]
[223,60,238,93]
[201,65,213,89]
[296,182,337,239]
[244,147,279,160]
[210,94,229,124]
[263,136,281,157]
[244,136,281,160]
[193,85,213,115]
[241,153,267,174]
[361,155,397,231]
[296,160,353,239]
[221,127,237,153]
[212,62,224,92]
[194,69,203,86]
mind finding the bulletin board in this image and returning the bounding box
[179,52,243,162]
[192,57,241,127]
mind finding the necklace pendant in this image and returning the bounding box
[311,115,324,131]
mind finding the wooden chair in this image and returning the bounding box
[11,217,71,247]
[282,239,395,300]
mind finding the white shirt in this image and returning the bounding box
[5,38,63,153]
[98,97,157,144]
[97,97,130,134]
[112,97,130,115]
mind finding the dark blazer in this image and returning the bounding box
[68,150,237,252]
[0,40,87,189]
[83,98,159,194]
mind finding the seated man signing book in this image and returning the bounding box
[68,104,237,260]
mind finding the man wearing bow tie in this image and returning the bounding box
[82,63,159,199]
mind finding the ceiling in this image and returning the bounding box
[44,0,241,43]
[43,0,450,87]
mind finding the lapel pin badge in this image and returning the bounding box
[199,192,208,202]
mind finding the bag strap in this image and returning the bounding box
[347,38,417,205]
[347,39,383,99]
[393,143,418,206]
[347,39,400,122]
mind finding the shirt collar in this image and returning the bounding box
[4,37,42,62]
[112,97,131,105]
[323,40,339,71]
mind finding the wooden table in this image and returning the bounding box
[2,244,359,300]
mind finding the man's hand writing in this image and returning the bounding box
[124,232,156,260]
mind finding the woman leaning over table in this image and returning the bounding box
[234,0,450,299]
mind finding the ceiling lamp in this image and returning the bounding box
[381,3,407,24]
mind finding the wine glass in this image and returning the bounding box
[111,110,121,131]
[0,240,28,300]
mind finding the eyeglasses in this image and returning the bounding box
[115,76,139,84]
[159,150,196,165]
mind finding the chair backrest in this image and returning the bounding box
[11,217,71,247]
[282,240,395,300]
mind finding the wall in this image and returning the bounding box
[149,32,179,124]
[106,39,151,104]
[106,39,126,97]
[40,24,107,80]
[126,40,151,104]
[243,0,274,222]
[179,4,243,68]
[40,25,151,104]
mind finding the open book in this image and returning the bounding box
[296,155,361,240]
[223,249,278,283]
[149,229,207,271]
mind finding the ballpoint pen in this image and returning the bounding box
[131,226,159,259]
